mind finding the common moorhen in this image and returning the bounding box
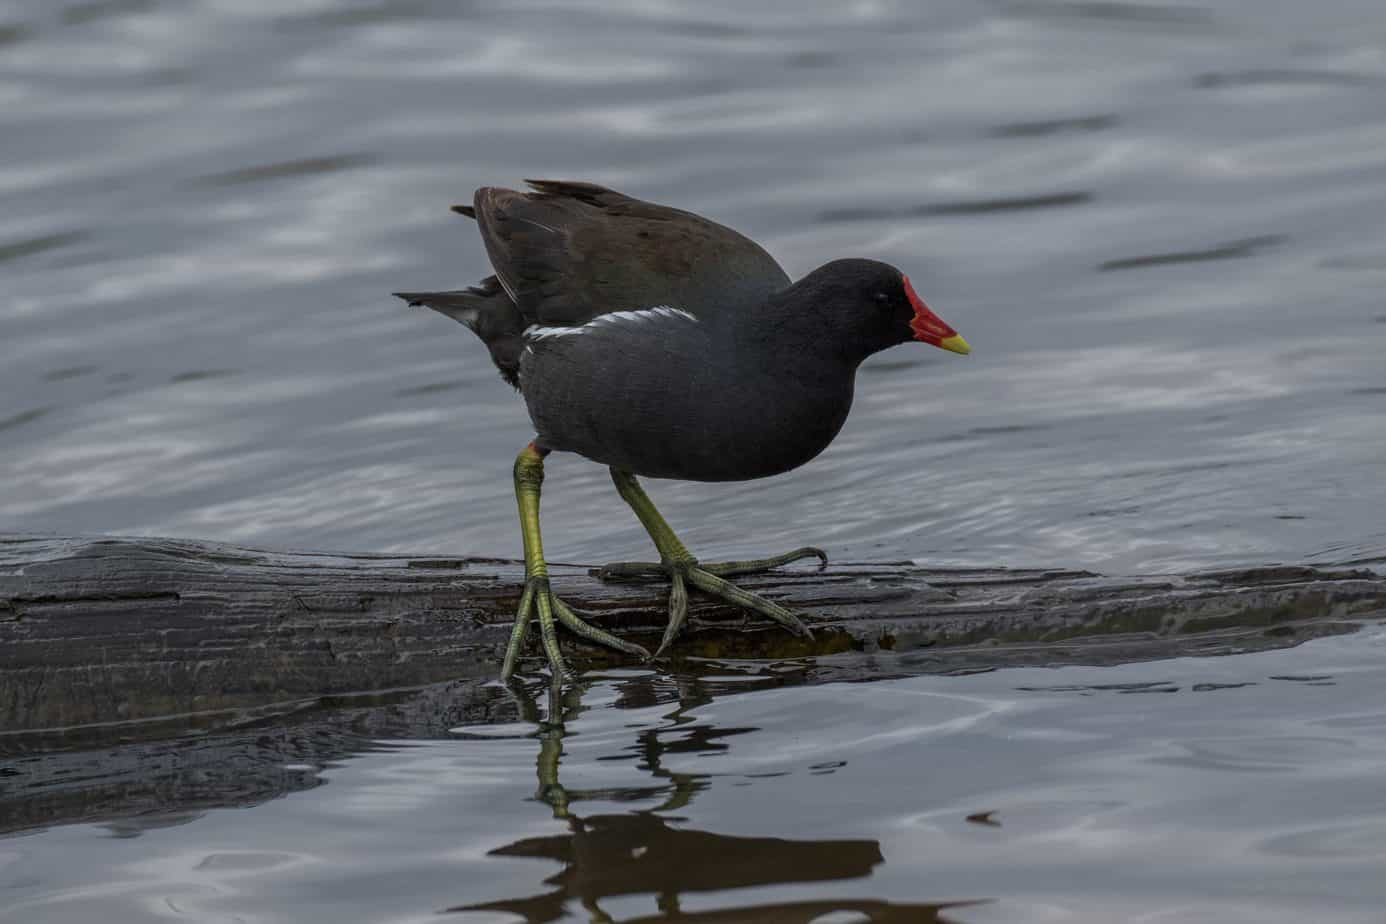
[396,180,969,678]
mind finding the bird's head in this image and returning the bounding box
[789,258,970,363]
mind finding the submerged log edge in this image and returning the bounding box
[1,534,1384,734]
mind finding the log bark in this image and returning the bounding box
[2,534,1384,735]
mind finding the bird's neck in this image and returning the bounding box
[737,292,868,374]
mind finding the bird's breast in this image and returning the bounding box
[520,326,855,481]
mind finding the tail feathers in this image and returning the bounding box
[393,276,527,388]
[523,178,613,203]
[394,288,484,328]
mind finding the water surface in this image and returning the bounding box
[6,629,1386,922]
[2,0,1384,571]
[4,2,1386,921]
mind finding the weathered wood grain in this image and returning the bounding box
[2,535,1384,734]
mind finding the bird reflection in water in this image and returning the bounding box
[447,675,982,923]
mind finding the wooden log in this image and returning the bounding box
[2,535,1384,735]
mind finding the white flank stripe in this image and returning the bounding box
[524,306,697,342]
[523,325,583,340]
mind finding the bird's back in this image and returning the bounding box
[397,180,790,387]
[475,180,789,325]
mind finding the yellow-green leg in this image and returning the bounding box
[599,469,821,656]
[502,443,650,680]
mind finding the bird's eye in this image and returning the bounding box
[873,292,891,306]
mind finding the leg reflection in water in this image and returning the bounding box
[447,675,987,923]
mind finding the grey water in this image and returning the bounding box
[3,0,1385,571]
[7,631,1386,922]
[3,0,1386,920]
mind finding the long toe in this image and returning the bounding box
[652,569,689,658]
[500,580,538,680]
[550,594,651,661]
[591,558,818,655]
[686,567,814,639]
[594,547,827,583]
[503,577,651,681]
[698,546,828,577]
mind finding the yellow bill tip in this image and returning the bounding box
[939,334,971,355]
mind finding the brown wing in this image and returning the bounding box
[471,180,790,327]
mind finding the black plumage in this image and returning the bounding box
[397,180,959,481]
[395,179,970,677]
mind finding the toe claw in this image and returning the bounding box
[653,569,689,658]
